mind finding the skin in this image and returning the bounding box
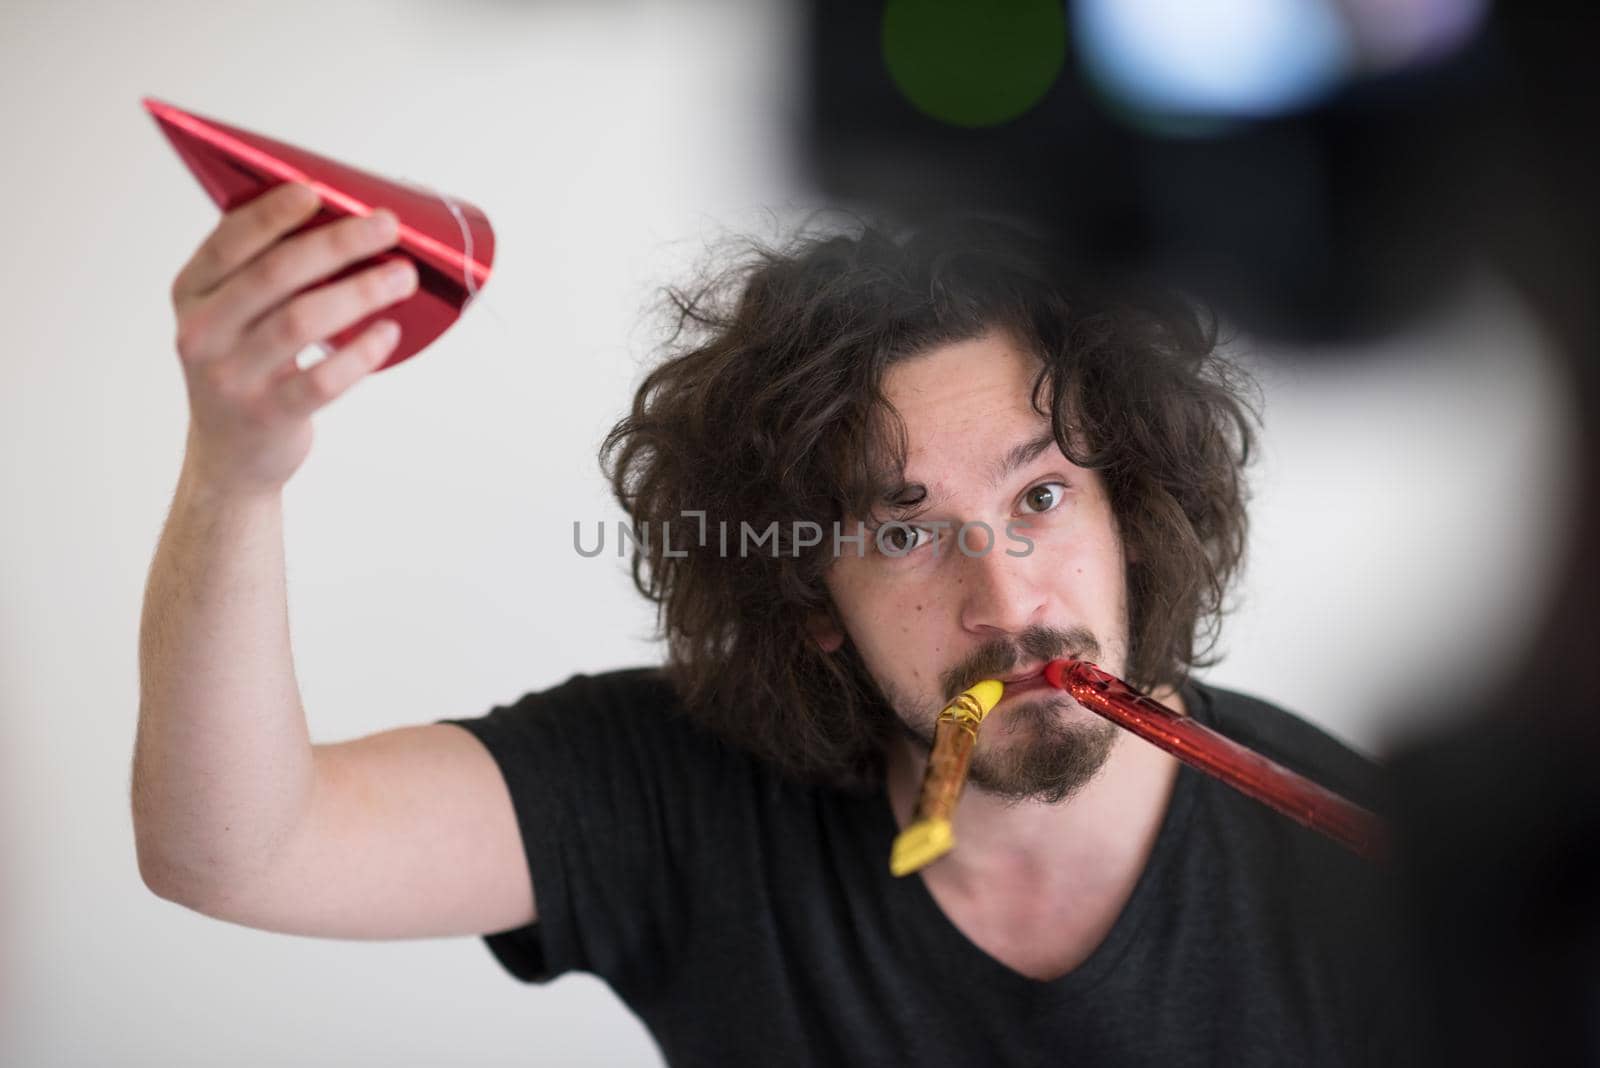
[813,329,1186,978]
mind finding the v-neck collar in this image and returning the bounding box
[868,681,1208,1002]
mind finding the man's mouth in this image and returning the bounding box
[996,664,1051,696]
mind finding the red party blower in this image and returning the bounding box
[1044,659,1388,861]
[142,96,494,372]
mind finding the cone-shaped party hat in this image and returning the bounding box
[142,96,493,372]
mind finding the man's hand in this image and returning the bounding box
[169,182,419,496]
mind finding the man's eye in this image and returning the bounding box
[1020,482,1068,514]
[878,523,932,555]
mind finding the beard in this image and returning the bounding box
[894,694,1118,806]
[886,623,1123,806]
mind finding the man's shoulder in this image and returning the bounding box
[530,664,680,710]
[501,665,696,736]
[491,665,754,768]
[1188,680,1390,816]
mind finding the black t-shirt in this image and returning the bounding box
[437,668,1405,1066]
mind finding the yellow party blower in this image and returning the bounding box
[889,679,1005,877]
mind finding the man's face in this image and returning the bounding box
[820,329,1131,804]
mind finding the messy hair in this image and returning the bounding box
[601,214,1258,791]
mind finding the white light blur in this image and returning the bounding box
[1074,0,1354,120]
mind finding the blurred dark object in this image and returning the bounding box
[798,5,1598,1063]
[802,0,1506,346]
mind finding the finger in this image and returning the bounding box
[172,182,322,307]
[233,256,418,389]
[202,209,403,348]
[274,319,403,420]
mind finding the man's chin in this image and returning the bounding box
[965,712,1119,806]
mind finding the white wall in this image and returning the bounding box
[0,1,1580,1064]
[1206,279,1579,750]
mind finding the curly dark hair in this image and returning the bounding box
[601,213,1259,792]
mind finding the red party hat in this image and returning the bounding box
[142,96,494,372]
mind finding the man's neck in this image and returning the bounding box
[885,686,1186,894]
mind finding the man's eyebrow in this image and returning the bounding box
[985,431,1059,488]
[876,431,1061,513]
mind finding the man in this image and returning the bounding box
[135,191,1397,1065]
[440,219,1399,1061]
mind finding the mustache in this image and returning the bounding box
[939,625,1101,702]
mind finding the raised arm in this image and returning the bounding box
[133,184,534,938]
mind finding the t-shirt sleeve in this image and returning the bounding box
[433,667,733,993]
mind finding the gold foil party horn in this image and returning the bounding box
[889,679,1005,877]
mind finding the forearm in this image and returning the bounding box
[132,449,314,900]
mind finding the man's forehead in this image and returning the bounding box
[882,331,1040,408]
[874,332,1064,504]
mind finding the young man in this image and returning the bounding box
[439,219,1399,1062]
[136,192,1396,1065]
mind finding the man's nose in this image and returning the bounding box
[956,534,1047,636]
